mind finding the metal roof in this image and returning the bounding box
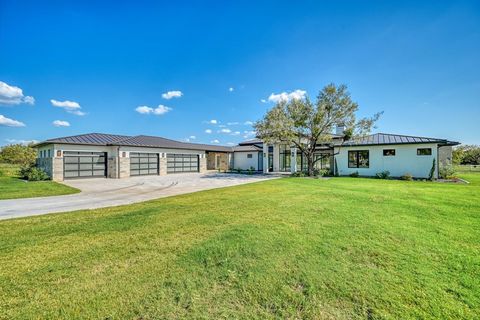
[110,135,232,152]
[341,133,459,146]
[232,145,262,152]
[238,138,262,146]
[35,133,233,152]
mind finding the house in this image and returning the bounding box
[34,129,458,181]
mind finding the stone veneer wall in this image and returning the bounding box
[438,145,453,167]
[159,157,167,175]
[108,157,117,178]
[119,157,130,178]
[199,156,207,173]
[206,152,229,171]
[52,157,64,181]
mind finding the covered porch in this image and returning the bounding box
[261,143,334,174]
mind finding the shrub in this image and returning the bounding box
[349,171,359,177]
[375,170,390,179]
[313,168,330,177]
[291,171,306,177]
[235,168,242,174]
[19,166,49,181]
[439,165,457,179]
[247,166,255,175]
[0,144,37,167]
[401,173,413,181]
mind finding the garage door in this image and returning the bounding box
[167,154,199,173]
[64,151,107,179]
[130,153,158,176]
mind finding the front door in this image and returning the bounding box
[215,155,221,169]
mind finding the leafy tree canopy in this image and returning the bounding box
[0,143,37,167]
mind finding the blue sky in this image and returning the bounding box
[1,0,479,146]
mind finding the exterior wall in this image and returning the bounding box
[233,151,260,170]
[159,157,167,175]
[108,157,117,178]
[207,152,229,171]
[334,143,439,178]
[52,157,64,181]
[119,157,130,178]
[36,158,53,177]
[199,156,207,173]
[438,145,453,167]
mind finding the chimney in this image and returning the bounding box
[336,123,345,135]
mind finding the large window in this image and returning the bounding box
[417,148,432,156]
[279,144,291,172]
[348,150,369,168]
[383,149,395,156]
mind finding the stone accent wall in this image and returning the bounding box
[108,157,117,178]
[206,152,229,171]
[36,158,53,178]
[119,157,130,178]
[52,157,64,181]
[199,156,207,173]
[159,157,167,175]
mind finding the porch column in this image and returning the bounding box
[273,144,280,172]
[291,147,297,173]
[262,143,269,174]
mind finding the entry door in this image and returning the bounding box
[215,155,221,169]
[63,151,107,179]
[167,154,199,173]
[130,153,159,176]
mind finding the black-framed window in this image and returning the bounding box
[348,150,369,168]
[247,154,253,158]
[417,148,432,156]
[383,149,395,156]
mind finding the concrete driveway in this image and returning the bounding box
[0,173,276,220]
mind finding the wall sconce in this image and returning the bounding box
[56,150,62,157]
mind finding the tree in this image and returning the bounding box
[0,143,37,167]
[453,145,480,165]
[255,83,381,176]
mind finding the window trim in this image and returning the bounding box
[383,149,396,156]
[348,150,369,168]
[417,148,432,156]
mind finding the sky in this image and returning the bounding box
[1,0,479,146]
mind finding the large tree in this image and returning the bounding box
[0,143,37,167]
[255,83,381,176]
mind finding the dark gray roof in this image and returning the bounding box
[238,138,262,146]
[341,133,459,146]
[40,133,132,146]
[35,133,232,152]
[110,135,232,152]
[232,145,262,152]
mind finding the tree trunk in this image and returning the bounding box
[307,155,314,176]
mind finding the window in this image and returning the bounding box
[383,149,395,156]
[348,150,369,168]
[417,148,432,156]
[47,149,51,158]
[247,154,253,158]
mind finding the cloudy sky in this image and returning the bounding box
[1,1,479,146]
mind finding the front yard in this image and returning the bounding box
[0,164,79,200]
[0,173,479,319]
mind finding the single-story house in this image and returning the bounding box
[34,129,458,181]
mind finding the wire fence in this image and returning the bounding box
[454,165,480,172]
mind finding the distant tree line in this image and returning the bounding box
[453,145,480,165]
[0,143,37,167]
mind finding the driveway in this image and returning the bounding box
[0,173,276,220]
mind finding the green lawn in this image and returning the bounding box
[0,164,79,200]
[0,174,479,319]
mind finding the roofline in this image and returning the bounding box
[338,140,460,147]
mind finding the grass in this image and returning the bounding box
[0,163,79,200]
[0,174,479,319]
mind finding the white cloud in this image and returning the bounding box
[0,114,25,127]
[162,90,183,99]
[51,99,85,116]
[219,128,231,133]
[209,119,217,124]
[267,89,307,103]
[135,104,172,115]
[0,81,34,105]
[231,131,241,136]
[243,130,256,139]
[189,135,196,139]
[52,120,70,127]
[226,142,235,146]
[229,87,234,92]
[260,99,267,103]
[210,139,220,144]
[5,138,39,145]
[244,121,253,125]
[227,122,239,125]
[218,124,227,128]
[205,129,212,134]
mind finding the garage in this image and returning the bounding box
[130,152,159,176]
[167,153,199,173]
[63,151,107,179]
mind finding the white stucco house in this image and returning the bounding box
[34,129,458,181]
